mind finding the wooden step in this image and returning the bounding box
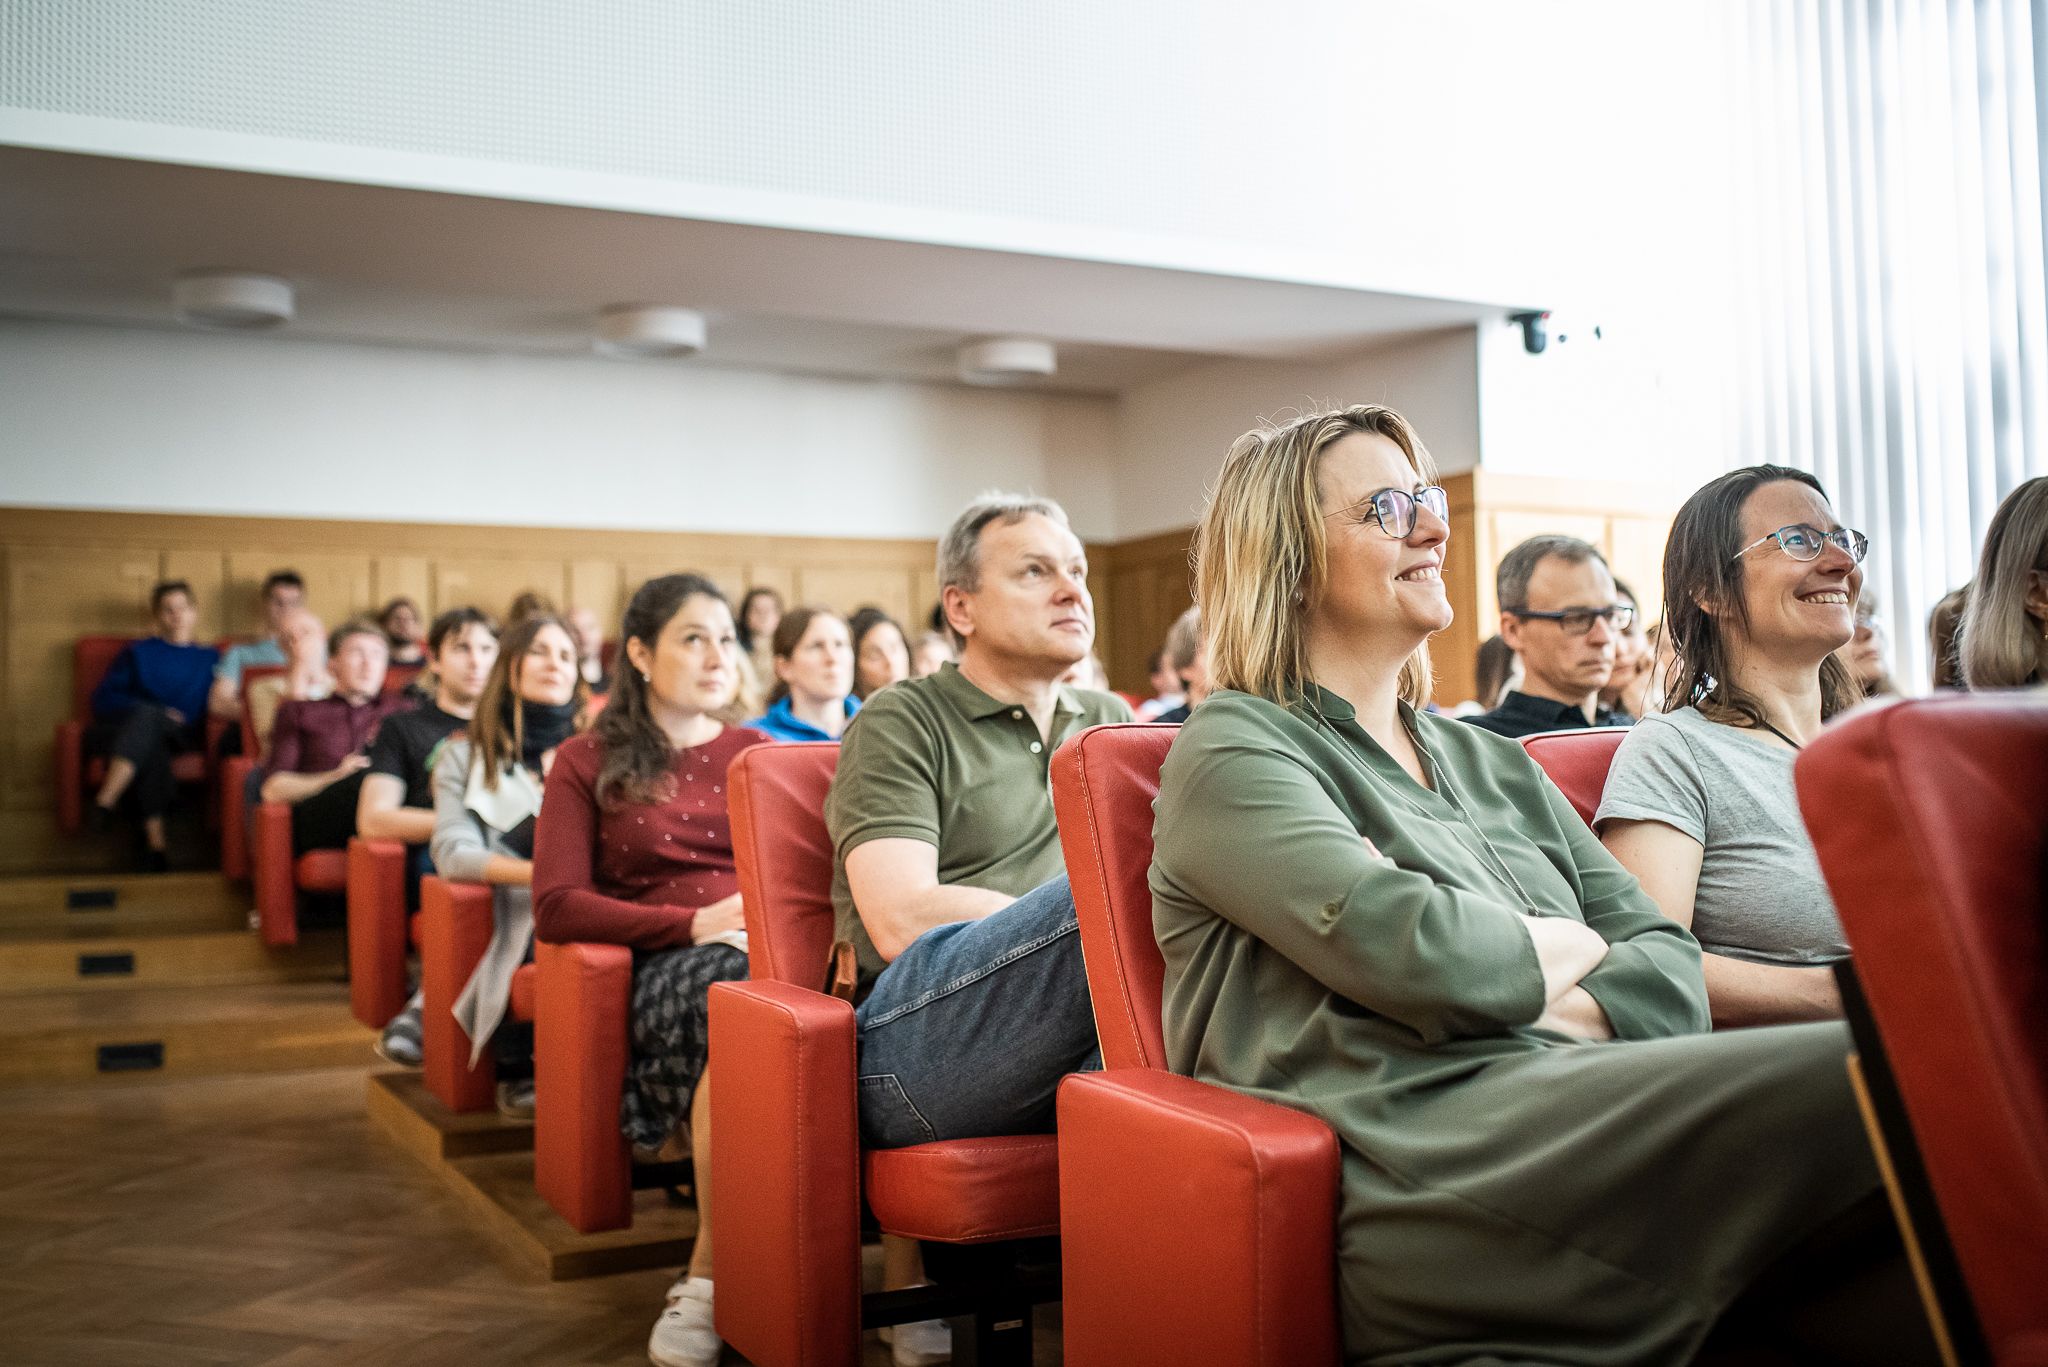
[0,928,344,994]
[0,981,373,1088]
[0,871,249,938]
[367,1070,698,1280]
[366,1069,534,1162]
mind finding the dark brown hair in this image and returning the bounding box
[763,606,847,708]
[849,611,907,701]
[1661,465,1861,728]
[593,575,729,807]
[735,586,783,653]
[469,612,587,790]
[150,579,193,612]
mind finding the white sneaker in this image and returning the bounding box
[648,1278,721,1367]
[883,1317,953,1366]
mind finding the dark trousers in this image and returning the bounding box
[89,705,201,819]
[290,768,368,853]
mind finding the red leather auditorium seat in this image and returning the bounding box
[1050,723,1341,1367]
[348,837,411,1029]
[414,874,639,1233]
[1796,694,2048,1366]
[1519,726,1629,827]
[711,741,1062,1367]
[54,634,226,837]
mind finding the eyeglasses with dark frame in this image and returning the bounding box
[1732,523,1870,564]
[1325,484,1451,539]
[1507,604,1637,637]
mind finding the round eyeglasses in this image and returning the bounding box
[1732,524,1870,564]
[1326,485,1450,539]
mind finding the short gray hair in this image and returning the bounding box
[935,491,1072,648]
[1497,535,1608,611]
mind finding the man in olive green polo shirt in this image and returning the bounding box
[826,492,1131,1148]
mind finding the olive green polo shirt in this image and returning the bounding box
[826,662,1132,998]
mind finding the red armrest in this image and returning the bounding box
[534,940,635,1233]
[253,801,298,947]
[419,877,498,1114]
[348,839,411,1029]
[1057,1069,1341,1367]
[220,756,256,881]
[54,719,84,835]
[709,979,862,1367]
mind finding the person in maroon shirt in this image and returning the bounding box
[260,619,407,804]
[533,573,769,1367]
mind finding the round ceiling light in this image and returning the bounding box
[958,337,1057,386]
[172,270,294,329]
[594,304,707,359]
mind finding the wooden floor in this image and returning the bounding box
[0,868,1061,1364]
[0,1062,1063,1366]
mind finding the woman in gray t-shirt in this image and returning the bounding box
[1597,464,1871,1026]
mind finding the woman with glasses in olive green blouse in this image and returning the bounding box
[1149,406,1929,1365]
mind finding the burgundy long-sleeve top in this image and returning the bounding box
[266,692,408,776]
[533,726,770,950]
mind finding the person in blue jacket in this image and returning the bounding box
[90,580,220,870]
[745,606,859,741]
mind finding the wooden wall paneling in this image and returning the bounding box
[374,557,434,618]
[1438,474,1483,707]
[223,551,375,636]
[910,567,940,634]
[567,560,625,634]
[431,557,569,626]
[1606,517,1672,625]
[616,562,746,618]
[793,566,913,626]
[742,564,796,606]
[160,551,229,641]
[5,546,163,803]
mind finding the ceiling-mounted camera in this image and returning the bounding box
[1509,310,1603,355]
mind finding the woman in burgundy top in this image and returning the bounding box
[532,573,767,1367]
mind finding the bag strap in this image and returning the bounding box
[826,940,859,1002]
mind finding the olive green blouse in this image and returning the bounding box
[1151,687,1710,1099]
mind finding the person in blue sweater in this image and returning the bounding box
[91,580,221,870]
[745,606,859,741]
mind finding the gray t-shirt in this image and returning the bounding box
[1595,706,1846,965]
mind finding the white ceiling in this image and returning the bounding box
[0,148,1502,395]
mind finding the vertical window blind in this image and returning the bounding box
[1721,0,2047,688]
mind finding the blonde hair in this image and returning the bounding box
[1960,476,2048,688]
[1198,404,1438,706]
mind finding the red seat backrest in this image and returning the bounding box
[1796,694,2048,1355]
[1520,727,1629,827]
[70,636,130,724]
[383,662,423,695]
[1050,723,1179,1072]
[728,741,840,991]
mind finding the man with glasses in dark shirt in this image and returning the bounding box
[1467,535,1637,738]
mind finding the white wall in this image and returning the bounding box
[1475,312,1734,498]
[0,319,1119,541]
[1110,328,1482,539]
[0,1,1727,308]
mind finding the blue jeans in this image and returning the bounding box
[854,873,1100,1148]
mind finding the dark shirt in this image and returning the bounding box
[91,637,219,727]
[365,700,467,810]
[1463,689,1634,740]
[1153,703,1191,725]
[266,693,409,776]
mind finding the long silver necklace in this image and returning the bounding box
[1316,705,1548,917]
